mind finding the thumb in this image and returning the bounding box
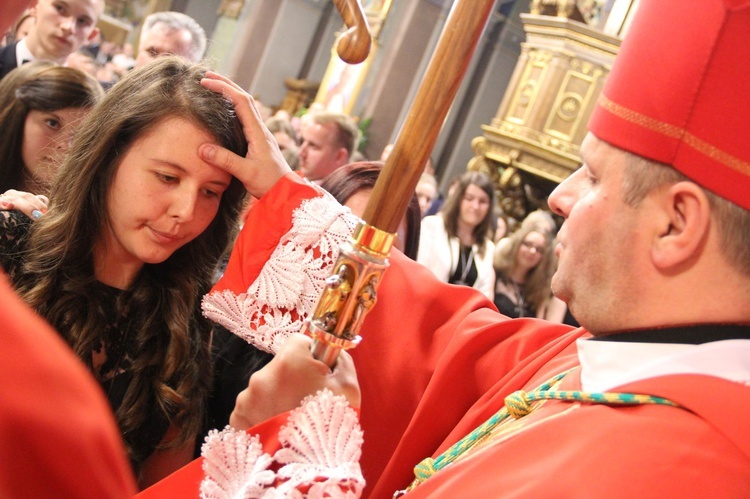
[199,143,243,178]
[330,350,361,408]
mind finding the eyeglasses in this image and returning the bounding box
[520,240,545,254]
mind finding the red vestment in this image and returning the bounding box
[0,274,136,497]
[142,175,750,498]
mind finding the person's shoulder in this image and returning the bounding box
[421,214,445,229]
[0,42,16,60]
[483,238,496,252]
[419,214,447,240]
[0,44,18,81]
[0,42,16,56]
[0,276,136,496]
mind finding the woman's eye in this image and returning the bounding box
[44,119,61,130]
[203,188,219,198]
[156,173,178,183]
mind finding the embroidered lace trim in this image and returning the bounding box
[200,389,365,498]
[202,194,358,353]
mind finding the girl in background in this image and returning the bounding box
[417,170,496,300]
[0,61,103,194]
[493,224,566,320]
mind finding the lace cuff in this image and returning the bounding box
[202,193,359,354]
[200,389,365,498]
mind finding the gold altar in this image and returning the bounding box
[468,6,623,221]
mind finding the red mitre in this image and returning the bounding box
[588,0,750,211]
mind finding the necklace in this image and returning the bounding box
[454,245,474,286]
[511,280,526,317]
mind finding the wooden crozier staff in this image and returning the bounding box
[332,0,372,65]
[306,0,498,366]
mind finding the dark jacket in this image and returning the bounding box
[0,42,20,82]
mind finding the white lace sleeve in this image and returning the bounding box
[200,389,365,499]
[202,193,359,354]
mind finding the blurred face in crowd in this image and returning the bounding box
[415,180,437,215]
[459,183,490,229]
[25,0,102,62]
[65,50,97,75]
[22,106,88,185]
[135,24,193,68]
[344,188,407,253]
[515,231,546,273]
[494,216,507,242]
[273,130,298,154]
[298,122,349,181]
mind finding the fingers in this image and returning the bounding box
[0,190,49,220]
[229,387,255,430]
[199,72,292,198]
[201,72,270,148]
[203,70,245,93]
[227,334,361,430]
[331,350,361,408]
[198,143,243,180]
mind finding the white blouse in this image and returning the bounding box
[417,214,495,300]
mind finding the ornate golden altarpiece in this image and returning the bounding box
[468,6,623,221]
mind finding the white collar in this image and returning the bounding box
[577,337,750,392]
[15,38,36,67]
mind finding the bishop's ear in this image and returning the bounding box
[651,181,711,270]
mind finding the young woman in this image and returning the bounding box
[0,56,248,488]
[0,61,104,194]
[320,161,421,260]
[493,224,565,320]
[417,170,496,299]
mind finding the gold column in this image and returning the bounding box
[469,10,621,220]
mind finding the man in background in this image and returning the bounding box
[298,111,358,182]
[134,11,206,68]
[0,0,104,80]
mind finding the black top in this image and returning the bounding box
[449,244,478,287]
[195,325,273,457]
[493,277,535,318]
[494,291,535,318]
[0,210,169,472]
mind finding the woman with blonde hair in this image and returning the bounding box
[493,224,565,320]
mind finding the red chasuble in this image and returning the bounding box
[141,175,750,498]
[0,275,136,498]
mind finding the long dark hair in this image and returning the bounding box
[441,170,495,255]
[13,57,247,463]
[0,61,104,192]
[320,161,421,260]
